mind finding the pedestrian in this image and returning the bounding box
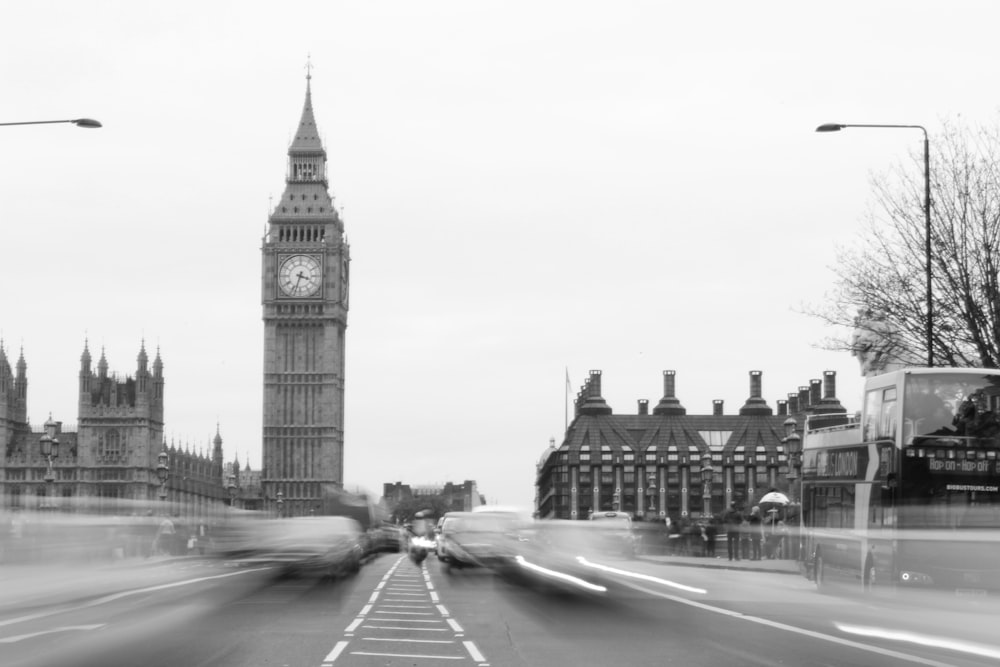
[748,506,763,560]
[704,515,719,558]
[721,502,742,561]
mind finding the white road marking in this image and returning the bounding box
[464,640,487,662]
[436,604,450,616]
[344,618,362,633]
[321,640,349,663]
[374,610,434,616]
[0,624,106,643]
[350,651,464,660]
[361,637,454,644]
[446,618,464,633]
[362,625,449,632]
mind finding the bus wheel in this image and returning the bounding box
[863,557,876,594]
[814,553,828,593]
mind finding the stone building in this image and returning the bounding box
[382,480,485,520]
[0,340,242,520]
[535,369,845,521]
[261,71,350,517]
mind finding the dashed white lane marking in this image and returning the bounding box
[362,637,454,644]
[351,651,464,660]
[323,556,488,664]
[361,625,449,632]
[321,640,348,664]
[374,610,434,616]
[464,640,487,662]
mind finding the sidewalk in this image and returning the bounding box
[638,552,802,575]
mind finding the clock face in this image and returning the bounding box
[278,255,322,297]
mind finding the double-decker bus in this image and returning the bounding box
[801,367,1000,595]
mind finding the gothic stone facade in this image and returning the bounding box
[261,73,350,517]
[0,341,232,518]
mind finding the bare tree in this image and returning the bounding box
[810,117,1000,371]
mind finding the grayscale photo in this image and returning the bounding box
[3,1,1000,666]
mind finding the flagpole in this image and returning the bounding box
[564,368,570,433]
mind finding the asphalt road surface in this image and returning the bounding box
[2,553,1000,666]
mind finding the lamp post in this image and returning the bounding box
[700,453,715,518]
[39,416,60,508]
[816,122,933,367]
[0,118,102,128]
[156,449,169,505]
[647,472,658,514]
[276,490,284,518]
[227,475,237,510]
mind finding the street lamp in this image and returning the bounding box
[816,122,933,367]
[647,472,658,513]
[156,449,169,503]
[0,118,102,128]
[39,416,60,508]
[276,490,284,518]
[227,475,237,509]
[700,453,715,517]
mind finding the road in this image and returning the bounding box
[2,553,1000,666]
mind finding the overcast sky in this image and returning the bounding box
[3,1,999,508]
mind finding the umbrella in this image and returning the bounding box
[758,491,790,505]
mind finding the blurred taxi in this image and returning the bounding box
[436,509,525,571]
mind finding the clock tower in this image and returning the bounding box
[261,72,350,516]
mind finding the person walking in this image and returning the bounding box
[721,502,742,561]
[748,506,763,560]
[704,515,719,558]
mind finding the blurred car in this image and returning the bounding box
[588,511,636,558]
[228,515,364,578]
[508,519,625,596]
[370,523,406,553]
[436,510,525,571]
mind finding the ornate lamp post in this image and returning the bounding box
[39,416,60,507]
[816,122,933,366]
[227,475,238,509]
[700,453,715,517]
[276,490,284,518]
[647,472,657,514]
[156,449,169,503]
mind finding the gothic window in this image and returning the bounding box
[99,429,123,458]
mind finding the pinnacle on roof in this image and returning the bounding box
[289,69,324,154]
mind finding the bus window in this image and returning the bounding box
[863,386,898,442]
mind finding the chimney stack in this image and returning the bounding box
[740,370,773,416]
[653,370,686,415]
[713,399,724,416]
[638,399,649,416]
